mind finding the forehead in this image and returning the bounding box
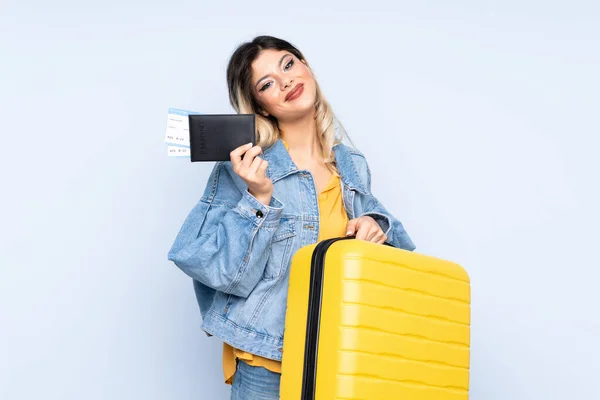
[251,49,293,76]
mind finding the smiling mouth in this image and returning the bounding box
[285,83,304,101]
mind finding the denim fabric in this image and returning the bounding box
[168,139,415,361]
[230,361,280,400]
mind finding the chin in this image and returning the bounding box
[286,92,317,117]
[294,98,317,113]
[282,104,316,121]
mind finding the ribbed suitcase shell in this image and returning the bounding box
[280,238,470,400]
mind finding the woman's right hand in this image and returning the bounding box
[230,143,273,206]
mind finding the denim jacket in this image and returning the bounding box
[167,139,415,361]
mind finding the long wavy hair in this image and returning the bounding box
[226,35,349,174]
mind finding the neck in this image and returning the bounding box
[278,109,322,160]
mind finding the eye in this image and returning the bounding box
[259,82,272,92]
[284,59,294,71]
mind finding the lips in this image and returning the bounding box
[285,83,304,101]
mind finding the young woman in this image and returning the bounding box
[168,35,416,399]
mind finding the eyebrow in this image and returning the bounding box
[255,53,292,89]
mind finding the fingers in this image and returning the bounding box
[249,156,261,174]
[250,157,269,178]
[351,218,371,240]
[353,217,386,243]
[230,142,253,169]
[365,226,379,242]
[242,146,263,170]
[355,223,370,241]
[373,230,387,244]
[257,158,269,176]
[356,226,385,242]
[231,144,262,176]
[346,219,359,236]
[368,226,386,243]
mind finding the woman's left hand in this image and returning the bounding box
[345,216,387,244]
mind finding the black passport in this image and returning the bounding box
[188,114,256,162]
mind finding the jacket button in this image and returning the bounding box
[256,210,264,218]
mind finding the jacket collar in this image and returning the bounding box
[261,139,369,195]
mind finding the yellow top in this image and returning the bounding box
[222,142,349,384]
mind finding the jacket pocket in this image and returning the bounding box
[263,219,297,280]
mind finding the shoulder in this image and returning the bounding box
[333,142,372,193]
[334,142,368,164]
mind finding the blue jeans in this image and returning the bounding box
[230,360,281,400]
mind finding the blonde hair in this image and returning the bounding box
[226,36,350,175]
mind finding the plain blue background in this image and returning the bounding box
[1,1,598,399]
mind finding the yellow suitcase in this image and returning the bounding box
[280,237,470,400]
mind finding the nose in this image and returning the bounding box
[283,77,294,90]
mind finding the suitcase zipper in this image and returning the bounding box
[301,236,353,400]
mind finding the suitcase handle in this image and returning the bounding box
[345,234,396,248]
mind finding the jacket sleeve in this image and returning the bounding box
[361,201,416,251]
[167,162,284,298]
[354,155,416,251]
